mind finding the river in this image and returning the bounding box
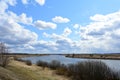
[22,55,120,71]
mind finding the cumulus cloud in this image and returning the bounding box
[43,32,49,37]
[0,14,38,45]
[52,16,70,23]
[73,24,80,29]
[0,0,16,13]
[42,30,77,53]
[0,0,56,53]
[42,11,120,53]
[0,1,8,13]
[63,27,72,36]
[1,0,120,53]
[0,18,38,53]
[25,11,120,53]
[21,0,29,4]
[0,0,74,53]
[0,0,38,53]
[21,0,45,6]
[5,0,17,6]
[75,11,120,52]
[34,20,57,30]
[7,11,33,25]
[19,13,33,24]
[35,0,45,6]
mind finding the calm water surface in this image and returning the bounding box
[22,55,120,71]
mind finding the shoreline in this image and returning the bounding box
[65,54,120,60]
[5,53,120,60]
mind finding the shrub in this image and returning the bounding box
[69,61,120,80]
[13,56,18,60]
[14,57,32,66]
[25,60,32,66]
[49,60,61,70]
[36,60,48,69]
[56,67,67,75]
[36,59,120,80]
[66,64,76,77]
[0,42,10,67]
[14,58,26,62]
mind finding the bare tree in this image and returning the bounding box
[0,42,10,67]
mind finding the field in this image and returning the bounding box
[0,59,68,80]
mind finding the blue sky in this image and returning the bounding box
[0,0,120,53]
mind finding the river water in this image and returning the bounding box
[22,55,120,71]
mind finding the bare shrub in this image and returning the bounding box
[36,60,48,69]
[49,60,61,70]
[0,42,10,67]
[25,60,32,66]
[55,65,67,75]
[69,61,119,80]
[36,59,120,80]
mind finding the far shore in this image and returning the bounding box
[65,53,120,60]
[3,53,120,60]
[6,53,50,58]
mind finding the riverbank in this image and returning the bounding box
[8,53,49,58]
[7,53,120,60]
[0,60,68,80]
[65,54,120,60]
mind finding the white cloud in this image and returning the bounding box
[21,0,29,4]
[43,32,49,37]
[0,1,8,13]
[0,0,16,13]
[20,10,120,53]
[73,24,80,29]
[0,17,37,53]
[90,11,120,22]
[31,40,58,53]
[34,20,57,30]
[21,0,45,6]
[45,30,72,42]
[42,30,79,53]
[75,11,120,52]
[52,16,70,23]
[6,0,17,6]
[8,11,33,25]
[35,0,45,6]
[0,0,38,53]
[1,0,120,53]
[0,16,38,44]
[90,14,107,22]
[63,27,72,36]
[19,13,33,24]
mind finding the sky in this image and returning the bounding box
[0,0,120,53]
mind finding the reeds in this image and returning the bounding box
[36,60,120,80]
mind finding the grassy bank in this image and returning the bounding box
[0,60,68,80]
[1,57,120,80]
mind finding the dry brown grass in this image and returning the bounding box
[2,60,69,80]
